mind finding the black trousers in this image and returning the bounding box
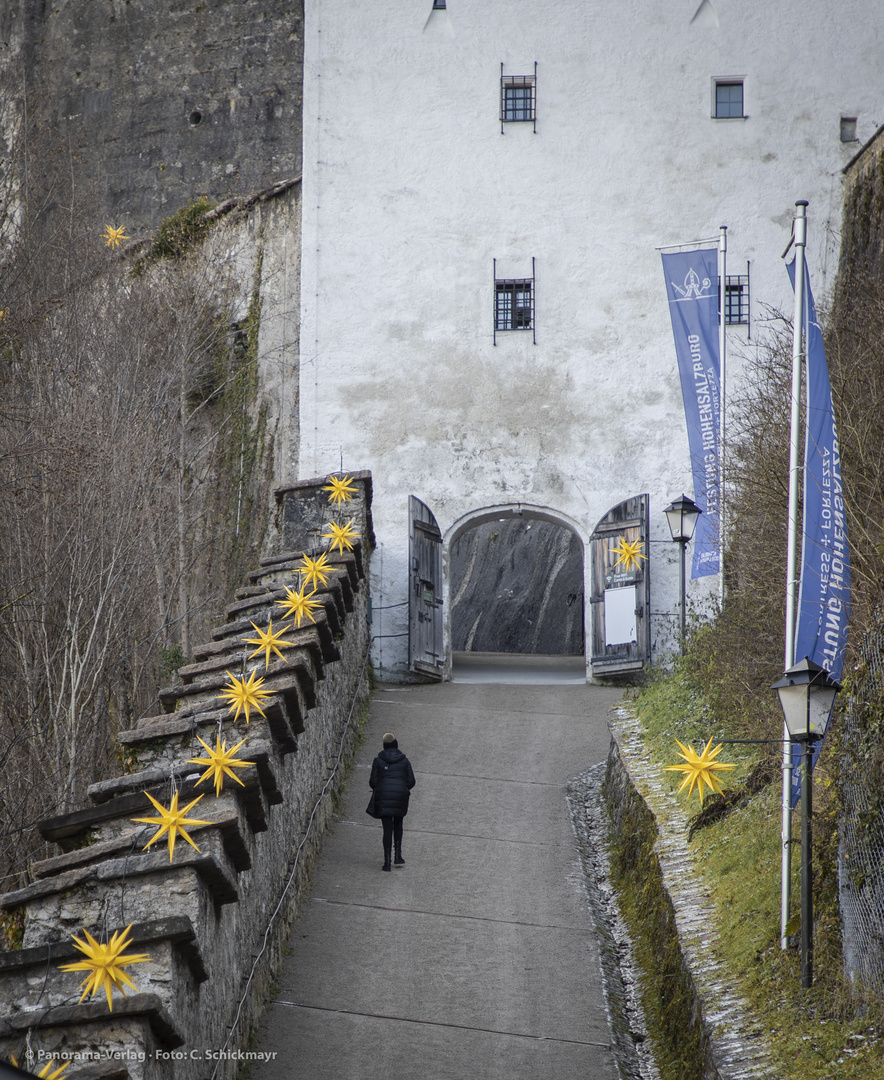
[381,815,403,856]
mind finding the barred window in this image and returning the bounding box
[495,281,533,331]
[718,271,750,326]
[500,63,537,133]
[501,78,534,123]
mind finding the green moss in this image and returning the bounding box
[629,663,884,1079]
[0,906,25,952]
[145,197,218,263]
[607,772,712,1080]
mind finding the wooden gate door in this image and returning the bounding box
[408,495,444,679]
[589,494,651,677]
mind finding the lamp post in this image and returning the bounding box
[771,657,840,988]
[663,494,702,652]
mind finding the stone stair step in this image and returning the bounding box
[36,773,257,857]
[0,915,208,985]
[177,634,324,686]
[117,697,302,761]
[0,992,184,1048]
[190,622,326,669]
[252,548,361,591]
[210,602,341,660]
[158,654,317,718]
[87,740,282,812]
[2,828,241,910]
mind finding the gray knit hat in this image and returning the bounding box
[382,732,396,746]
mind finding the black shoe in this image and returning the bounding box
[382,859,391,872]
[394,852,405,866]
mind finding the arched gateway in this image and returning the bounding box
[408,499,587,680]
[408,496,652,681]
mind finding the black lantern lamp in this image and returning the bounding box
[771,656,841,988]
[663,494,702,651]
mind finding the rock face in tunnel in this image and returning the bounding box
[450,519,584,656]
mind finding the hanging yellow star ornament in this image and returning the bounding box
[102,224,130,248]
[276,583,321,628]
[58,924,151,1010]
[298,550,333,590]
[12,1059,70,1080]
[664,738,737,804]
[35,1064,70,1080]
[220,667,273,723]
[243,619,295,668]
[611,535,647,572]
[132,790,213,860]
[322,519,358,554]
[188,735,254,797]
[322,474,358,505]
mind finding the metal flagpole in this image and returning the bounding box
[718,225,727,602]
[781,200,808,949]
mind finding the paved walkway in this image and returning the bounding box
[253,669,623,1080]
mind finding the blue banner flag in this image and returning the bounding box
[787,258,850,805]
[662,248,721,577]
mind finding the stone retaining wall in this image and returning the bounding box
[0,474,373,1080]
[602,707,777,1080]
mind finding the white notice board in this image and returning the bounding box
[604,586,637,646]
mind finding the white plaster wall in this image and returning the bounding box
[300,0,884,677]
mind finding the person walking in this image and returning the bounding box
[368,732,416,872]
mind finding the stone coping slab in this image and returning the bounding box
[0,993,183,1048]
[0,916,207,985]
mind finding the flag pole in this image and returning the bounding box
[781,199,808,949]
[718,225,727,602]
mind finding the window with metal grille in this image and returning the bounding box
[495,281,533,330]
[500,64,537,132]
[718,272,750,325]
[494,258,535,344]
[714,80,744,118]
[502,79,534,122]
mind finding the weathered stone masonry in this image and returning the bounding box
[0,473,374,1080]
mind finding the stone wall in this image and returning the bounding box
[600,709,776,1080]
[0,474,373,1080]
[1,0,304,232]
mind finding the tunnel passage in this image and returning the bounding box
[449,516,584,655]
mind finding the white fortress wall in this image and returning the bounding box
[299,0,883,677]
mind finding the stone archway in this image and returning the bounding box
[448,509,585,656]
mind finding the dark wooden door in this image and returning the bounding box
[589,494,651,677]
[408,495,444,679]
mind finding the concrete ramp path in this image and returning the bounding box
[253,675,624,1080]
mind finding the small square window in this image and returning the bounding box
[495,280,533,331]
[501,76,535,124]
[714,80,744,119]
[841,116,858,142]
[718,274,750,325]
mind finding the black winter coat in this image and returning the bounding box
[369,748,416,818]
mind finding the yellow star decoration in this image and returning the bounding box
[664,738,737,804]
[611,535,647,572]
[243,619,294,668]
[322,474,359,505]
[12,1059,70,1080]
[102,224,130,248]
[36,1064,70,1080]
[298,551,333,591]
[58,924,150,1010]
[131,790,213,860]
[188,735,254,797]
[322,519,358,554]
[276,583,321,628]
[220,667,273,723]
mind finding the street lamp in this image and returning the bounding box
[771,657,841,988]
[663,494,702,652]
